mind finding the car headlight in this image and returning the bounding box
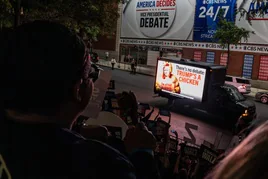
[242,109,249,117]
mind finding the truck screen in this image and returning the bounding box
[155,60,206,102]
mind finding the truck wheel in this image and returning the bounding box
[260,96,268,104]
[224,114,238,131]
[167,99,174,106]
[232,125,240,135]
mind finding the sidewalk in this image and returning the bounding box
[97,59,268,97]
[249,88,268,97]
[98,59,155,76]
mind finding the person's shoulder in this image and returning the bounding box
[58,128,135,178]
[80,138,133,166]
[57,128,124,157]
[77,139,136,178]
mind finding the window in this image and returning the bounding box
[220,53,228,66]
[147,50,159,66]
[225,76,233,82]
[138,46,148,65]
[236,78,250,84]
[206,52,215,63]
[222,86,246,102]
[258,56,268,81]
[194,51,202,61]
[120,45,148,65]
[242,55,254,79]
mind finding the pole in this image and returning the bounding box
[89,39,93,53]
[227,43,230,69]
[14,0,21,27]
[0,19,3,31]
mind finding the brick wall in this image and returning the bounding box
[93,36,116,51]
[182,48,194,59]
[182,48,265,80]
[228,52,243,76]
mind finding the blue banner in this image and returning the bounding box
[242,55,254,79]
[206,52,215,63]
[193,0,237,42]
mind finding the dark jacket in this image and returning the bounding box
[0,114,136,179]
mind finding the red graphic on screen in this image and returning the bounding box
[155,62,180,93]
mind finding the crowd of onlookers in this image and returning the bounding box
[1,21,268,179]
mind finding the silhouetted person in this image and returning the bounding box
[131,59,136,74]
[111,57,116,70]
[0,21,136,179]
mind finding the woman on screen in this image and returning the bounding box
[156,62,180,93]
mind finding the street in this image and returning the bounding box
[102,66,268,149]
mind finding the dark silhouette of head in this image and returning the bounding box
[1,21,92,117]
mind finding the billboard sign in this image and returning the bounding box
[121,0,195,40]
[121,38,268,54]
[155,59,206,102]
[236,0,268,44]
[193,0,237,42]
[136,0,176,37]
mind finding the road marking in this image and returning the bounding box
[184,123,198,144]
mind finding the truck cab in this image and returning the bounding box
[209,84,256,124]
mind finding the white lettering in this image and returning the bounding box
[137,1,156,8]
[140,17,169,28]
[202,0,227,5]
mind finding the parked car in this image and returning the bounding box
[225,75,251,94]
[255,91,268,104]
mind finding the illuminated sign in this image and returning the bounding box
[121,0,195,40]
[155,59,206,102]
[136,0,176,37]
[247,1,268,20]
[194,0,237,42]
[236,0,268,44]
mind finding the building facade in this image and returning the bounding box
[92,3,122,60]
[118,0,268,81]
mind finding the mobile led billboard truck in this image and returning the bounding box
[154,58,226,102]
[154,58,257,129]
